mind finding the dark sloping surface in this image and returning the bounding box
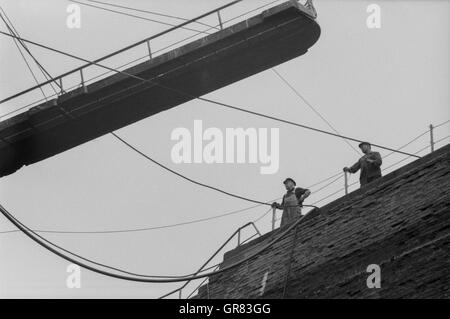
[195,144,450,299]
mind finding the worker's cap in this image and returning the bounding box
[283,178,296,186]
[358,141,371,148]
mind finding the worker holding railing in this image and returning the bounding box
[272,178,311,227]
[344,142,383,187]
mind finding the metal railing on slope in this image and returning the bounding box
[159,221,261,299]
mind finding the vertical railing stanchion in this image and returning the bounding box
[217,10,223,30]
[429,124,435,153]
[272,207,276,231]
[344,171,349,195]
[237,228,241,247]
[178,290,182,299]
[251,222,261,236]
[147,40,152,59]
[59,78,63,96]
[80,69,87,93]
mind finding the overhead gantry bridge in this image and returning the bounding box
[0,1,320,177]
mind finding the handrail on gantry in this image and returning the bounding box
[159,221,261,299]
[0,0,244,105]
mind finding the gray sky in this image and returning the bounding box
[0,0,449,298]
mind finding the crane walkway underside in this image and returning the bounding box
[0,1,320,177]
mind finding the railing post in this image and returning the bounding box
[178,289,182,299]
[59,78,64,95]
[146,40,152,59]
[429,124,435,153]
[217,11,223,30]
[272,207,276,231]
[344,171,349,195]
[251,222,261,236]
[80,69,87,93]
[237,228,241,247]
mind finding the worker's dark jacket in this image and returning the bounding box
[349,151,382,186]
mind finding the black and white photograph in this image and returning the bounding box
[0,0,449,306]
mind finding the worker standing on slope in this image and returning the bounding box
[272,178,311,227]
[344,142,383,187]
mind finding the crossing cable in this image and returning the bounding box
[69,0,357,160]
[0,166,346,235]
[0,0,244,106]
[162,206,274,298]
[163,206,275,298]
[0,35,442,230]
[111,133,273,206]
[65,0,430,162]
[69,0,357,159]
[381,118,450,160]
[0,8,59,93]
[0,18,428,209]
[282,221,299,298]
[0,164,345,235]
[435,119,450,129]
[114,133,334,209]
[0,31,422,160]
[75,0,282,85]
[312,185,351,205]
[383,129,429,160]
[0,31,418,204]
[0,7,61,94]
[0,160,344,236]
[0,15,48,101]
[0,163,345,235]
[272,68,360,155]
[312,135,450,205]
[312,174,343,193]
[0,199,278,235]
[253,207,274,223]
[2,201,313,281]
[212,104,418,159]
[3,202,273,280]
[382,134,450,172]
[0,32,425,216]
[0,202,319,282]
[0,0,282,119]
[71,0,358,159]
[79,0,217,30]
[69,0,212,34]
[307,171,343,189]
[0,8,440,282]
[2,137,443,278]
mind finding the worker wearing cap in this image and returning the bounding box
[344,142,382,187]
[272,178,311,227]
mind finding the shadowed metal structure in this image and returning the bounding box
[0,1,320,177]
